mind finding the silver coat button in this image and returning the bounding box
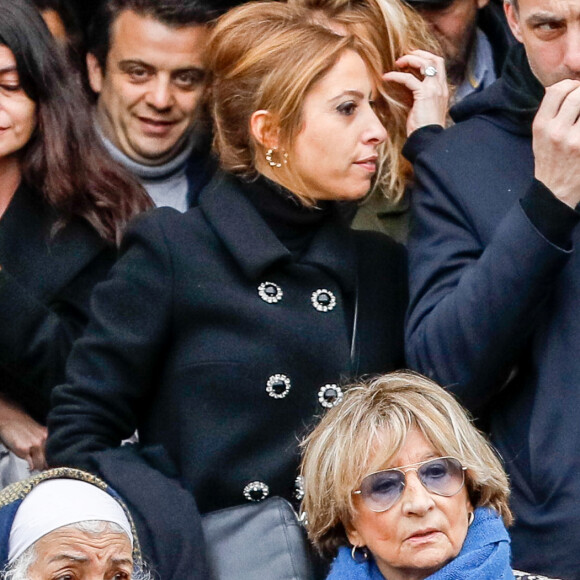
[243,481,270,502]
[294,475,305,501]
[258,282,283,304]
[318,384,343,408]
[266,374,291,399]
[311,289,336,312]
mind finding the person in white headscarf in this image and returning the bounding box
[0,469,151,580]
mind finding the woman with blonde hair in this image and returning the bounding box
[300,371,557,579]
[289,0,447,241]
[47,1,446,519]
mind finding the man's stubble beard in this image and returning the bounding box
[443,19,478,88]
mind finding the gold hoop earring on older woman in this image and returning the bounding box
[351,545,369,562]
[468,512,475,526]
[265,148,288,168]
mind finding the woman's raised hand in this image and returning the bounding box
[383,50,448,136]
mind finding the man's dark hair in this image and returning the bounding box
[87,0,218,70]
[0,0,151,244]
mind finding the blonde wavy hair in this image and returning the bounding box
[287,0,441,202]
[207,1,398,205]
[300,371,512,557]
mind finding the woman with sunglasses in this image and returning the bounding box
[300,371,557,580]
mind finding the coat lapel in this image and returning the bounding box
[200,172,291,280]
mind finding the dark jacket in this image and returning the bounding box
[84,445,211,580]
[0,182,115,423]
[184,143,217,208]
[47,171,407,514]
[406,45,580,579]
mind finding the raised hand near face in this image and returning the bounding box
[533,79,580,209]
[383,50,448,136]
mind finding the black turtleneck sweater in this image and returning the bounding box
[237,175,334,259]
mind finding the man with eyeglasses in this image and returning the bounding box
[406,0,580,577]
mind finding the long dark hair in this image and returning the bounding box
[0,0,152,244]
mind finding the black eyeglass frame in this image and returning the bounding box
[352,456,467,513]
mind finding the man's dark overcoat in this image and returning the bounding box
[406,45,580,579]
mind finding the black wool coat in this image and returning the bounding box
[0,183,116,422]
[47,171,407,513]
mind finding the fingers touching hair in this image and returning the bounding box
[206,1,386,203]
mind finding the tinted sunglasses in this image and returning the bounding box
[353,456,466,512]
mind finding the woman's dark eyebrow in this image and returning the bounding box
[0,66,17,74]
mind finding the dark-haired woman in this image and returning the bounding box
[0,0,151,477]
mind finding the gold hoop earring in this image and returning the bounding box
[468,512,474,526]
[265,148,288,168]
[351,545,368,563]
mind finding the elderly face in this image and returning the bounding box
[505,0,580,86]
[346,427,473,580]
[27,526,133,580]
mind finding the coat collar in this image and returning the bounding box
[200,171,356,292]
[300,217,356,294]
[200,171,290,279]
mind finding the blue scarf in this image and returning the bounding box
[326,507,514,580]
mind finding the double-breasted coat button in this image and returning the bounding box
[311,289,336,312]
[318,384,343,408]
[258,281,283,304]
[266,374,291,399]
[294,475,305,501]
[243,481,270,502]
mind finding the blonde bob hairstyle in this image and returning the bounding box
[287,0,441,203]
[300,371,512,557]
[206,1,389,205]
